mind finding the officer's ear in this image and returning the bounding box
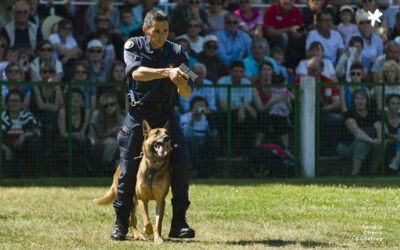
[142,119,151,137]
[142,25,147,35]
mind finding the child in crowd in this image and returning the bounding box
[270,47,290,84]
[0,48,19,81]
[119,7,141,41]
[94,31,115,62]
[337,5,358,49]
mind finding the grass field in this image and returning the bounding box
[1,177,400,249]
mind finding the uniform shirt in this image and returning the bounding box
[124,36,193,105]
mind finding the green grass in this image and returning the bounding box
[1,178,400,249]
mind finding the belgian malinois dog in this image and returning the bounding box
[94,120,171,244]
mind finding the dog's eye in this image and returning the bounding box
[155,131,160,136]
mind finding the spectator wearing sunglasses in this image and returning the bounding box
[371,41,400,82]
[0,0,43,58]
[49,19,82,66]
[69,61,97,113]
[206,0,228,35]
[375,60,400,112]
[82,39,111,84]
[335,36,364,83]
[2,62,32,109]
[234,0,263,39]
[216,12,251,65]
[84,0,120,36]
[30,40,64,82]
[175,17,205,54]
[355,0,389,42]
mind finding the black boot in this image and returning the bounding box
[110,215,129,241]
[168,207,195,238]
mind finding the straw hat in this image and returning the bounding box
[41,15,63,40]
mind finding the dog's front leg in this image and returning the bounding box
[138,199,153,237]
[130,198,145,240]
[154,199,165,244]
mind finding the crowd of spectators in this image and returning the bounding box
[1,0,400,178]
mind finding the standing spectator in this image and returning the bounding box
[340,62,369,113]
[30,40,64,82]
[170,0,209,38]
[84,0,120,36]
[89,92,124,174]
[196,35,229,84]
[262,0,304,53]
[49,19,82,66]
[375,60,400,112]
[234,0,263,39]
[243,38,279,83]
[206,0,228,35]
[216,12,251,66]
[82,39,111,83]
[176,17,205,54]
[335,36,364,82]
[179,62,217,113]
[306,10,345,65]
[371,41,400,82]
[2,89,41,177]
[180,96,220,178]
[337,89,381,177]
[0,0,43,57]
[337,5,358,48]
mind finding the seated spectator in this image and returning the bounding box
[335,36,364,82]
[355,11,383,70]
[180,96,220,178]
[216,12,251,65]
[89,93,124,174]
[375,60,400,112]
[57,87,92,176]
[263,0,304,53]
[94,30,115,62]
[340,62,370,113]
[119,6,141,41]
[384,94,400,172]
[170,0,209,38]
[355,0,388,43]
[179,62,217,113]
[306,10,344,65]
[270,47,291,83]
[2,89,41,177]
[176,17,205,54]
[70,61,97,112]
[99,61,127,112]
[371,41,400,82]
[175,38,198,68]
[49,19,82,66]
[0,0,43,57]
[216,60,257,154]
[337,89,381,177]
[297,41,338,82]
[196,35,229,84]
[84,0,120,36]
[18,52,30,81]
[391,12,400,40]
[0,36,8,64]
[252,61,294,151]
[337,5,358,49]
[0,47,20,82]
[2,63,32,109]
[82,39,111,83]
[30,40,64,82]
[234,0,263,39]
[243,38,279,83]
[206,0,228,35]
[302,0,335,32]
[36,0,74,23]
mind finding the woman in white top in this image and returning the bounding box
[49,19,82,65]
[375,60,400,112]
[295,41,338,81]
[29,40,63,82]
[176,17,205,54]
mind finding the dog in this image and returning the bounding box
[94,119,171,244]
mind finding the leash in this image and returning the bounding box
[134,152,144,160]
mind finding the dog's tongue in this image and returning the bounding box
[155,144,168,156]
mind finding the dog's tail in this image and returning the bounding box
[93,165,121,205]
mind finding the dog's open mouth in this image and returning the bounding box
[153,142,169,157]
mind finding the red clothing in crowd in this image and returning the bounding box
[292,75,339,105]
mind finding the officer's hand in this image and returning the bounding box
[169,68,189,87]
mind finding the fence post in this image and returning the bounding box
[381,83,386,176]
[0,82,2,177]
[225,85,231,177]
[294,85,300,176]
[67,85,72,177]
[300,76,316,178]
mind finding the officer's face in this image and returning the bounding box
[143,20,169,49]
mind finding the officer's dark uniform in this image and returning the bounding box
[111,36,194,239]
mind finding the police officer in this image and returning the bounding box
[110,10,195,241]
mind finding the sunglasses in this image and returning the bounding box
[188,24,200,28]
[206,45,218,50]
[61,26,72,31]
[7,69,20,74]
[96,18,110,22]
[75,70,87,74]
[209,1,222,5]
[226,20,238,25]
[104,102,115,108]
[16,10,28,14]
[41,70,55,74]
[351,72,362,76]
[89,49,102,54]
[40,48,53,52]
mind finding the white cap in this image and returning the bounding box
[87,39,103,50]
[339,5,354,15]
[355,9,370,25]
[203,34,218,44]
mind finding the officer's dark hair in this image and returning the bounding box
[5,89,23,104]
[190,96,208,110]
[143,10,169,29]
[230,60,245,71]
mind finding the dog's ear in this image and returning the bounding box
[163,120,170,131]
[142,119,151,136]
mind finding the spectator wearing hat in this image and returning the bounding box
[196,34,229,84]
[176,17,205,54]
[337,5,358,48]
[371,41,400,82]
[84,0,120,36]
[0,0,43,57]
[355,0,388,42]
[306,10,344,65]
[216,12,251,66]
[81,39,111,83]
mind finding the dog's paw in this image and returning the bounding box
[154,235,163,244]
[132,231,146,241]
[144,223,153,236]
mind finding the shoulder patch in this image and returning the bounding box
[124,40,134,50]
